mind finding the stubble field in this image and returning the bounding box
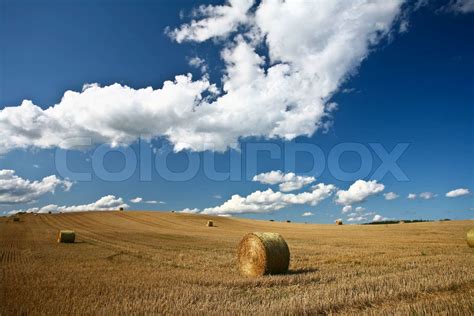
[0,211,473,315]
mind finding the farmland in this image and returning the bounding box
[1,212,473,314]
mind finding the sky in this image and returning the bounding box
[0,0,472,223]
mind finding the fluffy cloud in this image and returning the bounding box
[0,0,404,154]
[348,216,367,222]
[342,205,353,213]
[372,214,389,222]
[252,170,315,192]
[346,206,375,222]
[302,211,314,217]
[446,188,470,198]
[384,192,399,200]
[335,180,385,206]
[0,170,72,204]
[130,197,143,203]
[9,195,128,214]
[168,0,255,43]
[202,183,336,215]
[407,193,417,200]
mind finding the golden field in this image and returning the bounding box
[0,211,473,315]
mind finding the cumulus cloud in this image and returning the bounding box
[372,214,389,222]
[168,0,255,43]
[446,188,470,198]
[407,193,417,200]
[8,195,128,214]
[0,170,72,205]
[342,205,353,213]
[384,192,399,200]
[335,180,385,206]
[302,211,314,217]
[346,206,375,222]
[0,0,404,154]
[348,216,367,222]
[130,197,143,203]
[202,183,336,215]
[252,170,315,192]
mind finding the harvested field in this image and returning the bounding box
[0,212,473,314]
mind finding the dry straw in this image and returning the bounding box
[57,230,76,243]
[237,232,290,277]
[467,228,474,248]
[206,220,214,227]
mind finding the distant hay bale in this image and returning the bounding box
[467,229,474,248]
[237,232,290,277]
[269,219,274,222]
[13,217,20,222]
[399,220,405,224]
[335,219,343,225]
[286,220,291,223]
[57,230,75,243]
[206,220,214,227]
[119,207,124,211]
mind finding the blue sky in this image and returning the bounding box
[0,0,472,222]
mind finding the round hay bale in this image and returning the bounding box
[335,219,343,225]
[206,220,214,227]
[13,217,20,222]
[119,207,124,211]
[237,232,290,277]
[57,230,75,243]
[467,228,474,248]
[399,220,405,224]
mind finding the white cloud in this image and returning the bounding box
[407,193,417,200]
[355,206,366,212]
[419,192,437,200]
[188,56,208,73]
[446,188,470,198]
[168,0,255,43]
[130,197,143,203]
[384,192,399,200]
[335,180,385,206]
[179,208,201,214]
[9,195,128,214]
[252,171,315,192]
[342,205,353,213]
[372,214,389,222]
[348,216,367,222]
[0,0,404,154]
[202,183,336,215]
[0,169,72,205]
[302,211,314,217]
[130,197,165,204]
[145,200,165,204]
